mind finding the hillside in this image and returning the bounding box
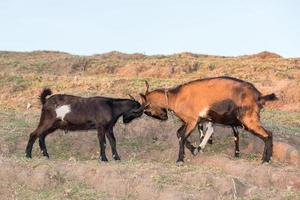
[0,50,300,112]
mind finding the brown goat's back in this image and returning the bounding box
[170,77,261,121]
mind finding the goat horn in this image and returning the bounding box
[128,94,135,101]
[145,80,149,94]
[133,102,149,113]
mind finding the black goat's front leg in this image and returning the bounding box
[232,127,240,157]
[106,127,120,160]
[97,127,108,162]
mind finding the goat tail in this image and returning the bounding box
[258,93,278,105]
[40,88,52,105]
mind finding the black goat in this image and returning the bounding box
[25,88,145,161]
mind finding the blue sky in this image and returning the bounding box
[0,0,299,57]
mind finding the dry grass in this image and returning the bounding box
[1,50,300,112]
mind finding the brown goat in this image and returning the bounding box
[140,76,277,164]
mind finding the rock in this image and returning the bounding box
[232,178,251,198]
[26,103,31,109]
[273,141,300,166]
[213,177,233,197]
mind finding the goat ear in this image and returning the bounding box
[144,102,150,108]
[145,80,149,94]
[128,94,135,101]
[139,93,146,102]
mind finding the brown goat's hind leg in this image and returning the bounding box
[232,127,240,157]
[198,123,213,145]
[242,117,273,163]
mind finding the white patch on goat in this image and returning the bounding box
[55,105,71,121]
[199,122,214,149]
[198,107,209,118]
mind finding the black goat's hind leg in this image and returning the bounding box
[26,124,53,158]
[38,127,57,158]
[39,134,49,158]
[26,109,56,158]
[25,131,38,158]
[97,126,108,162]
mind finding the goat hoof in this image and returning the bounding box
[99,156,108,162]
[25,154,32,159]
[43,156,49,160]
[193,147,201,156]
[193,148,198,156]
[262,161,269,165]
[235,152,240,158]
[112,154,121,160]
[176,161,184,166]
[262,155,272,164]
[261,159,271,164]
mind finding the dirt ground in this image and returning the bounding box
[0,111,300,200]
[0,51,300,199]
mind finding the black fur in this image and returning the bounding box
[39,88,52,105]
[259,93,278,101]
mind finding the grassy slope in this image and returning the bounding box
[1,50,300,111]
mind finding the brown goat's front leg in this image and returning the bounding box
[177,125,199,156]
[177,121,197,165]
[97,126,108,162]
